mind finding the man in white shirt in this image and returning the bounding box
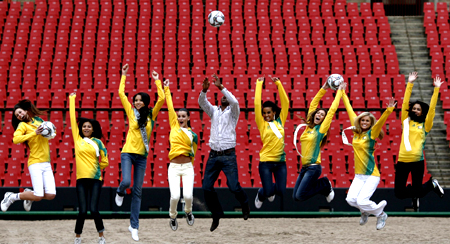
[198,74,250,232]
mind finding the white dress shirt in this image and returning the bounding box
[198,88,240,151]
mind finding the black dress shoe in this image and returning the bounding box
[210,217,220,232]
[242,202,250,220]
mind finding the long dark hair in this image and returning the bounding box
[262,101,281,120]
[77,117,103,139]
[12,99,46,130]
[297,108,330,149]
[408,100,429,123]
[178,108,191,127]
[133,92,151,128]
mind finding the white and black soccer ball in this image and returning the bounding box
[327,74,344,91]
[208,10,225,27]
[40,121,56,139]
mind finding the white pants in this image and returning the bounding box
[346,174,385,217]
[28,162,56,197]
[168,162,194,219]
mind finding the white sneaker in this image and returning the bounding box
[98,236,106,244]
[326,180,334,203]
[115,193,124,207]
[432,179,444,198]
[254,192,263,209]
[128,225,139,241]
[376,212,388,230]
[268,195,275,202]
[23,188,33,212]
[359,212,370,225]
[170,218,178,231]
[74,237,81,244]
[1,192,14,212]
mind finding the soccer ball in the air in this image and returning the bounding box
[40,121,56,139]
[327,74,344,90]
[208,10,225,27]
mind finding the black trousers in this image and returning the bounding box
[394,160,433,199]
[202,149,248,219]
[75,179,104,235]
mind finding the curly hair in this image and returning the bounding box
[77,117,103,139]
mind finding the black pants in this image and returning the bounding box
[75,179,104,235]
[394,160,433,199]
[202,149,248,219]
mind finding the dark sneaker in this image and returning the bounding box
[170,218,178,231]
[186,212,194,226]
[242,202,250,220]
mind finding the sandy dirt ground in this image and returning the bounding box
[0,217,449,244]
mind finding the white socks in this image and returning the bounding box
[13,193,21,201]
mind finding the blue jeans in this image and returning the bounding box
[257,162,287,202]
[202,149,248,218]
[293,164,331,202]
[117,153,147,229]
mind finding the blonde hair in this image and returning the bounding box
[353,112,384,140]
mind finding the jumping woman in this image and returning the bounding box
[115,64,165,241]
[1,100,56,212]
[254,75,289,209]
[341,83,396,230]
[164,79,198,231]
[292,81,345,203]
[394,72,444,211]
[70,92,109,244]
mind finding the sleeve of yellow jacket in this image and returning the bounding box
[319,90,342,134]
[401,83,413,123]
[276,80,290,126]
[13,124,38,144]
[424,86,440,132]
[152,79,165,121]
[165,86,178,129]
[342,92,357,126]
[98,140,109,170]
[192,137,198,164]
[370,107,394,140]
[309,88,327,115]
[254,79,265,132]
[69,95,81,143]
[119,75,133,118]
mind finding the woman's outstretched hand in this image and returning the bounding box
[408,71,418,83]
[433,76,444,88]
[122,64,129,76]
[386,97,397,108]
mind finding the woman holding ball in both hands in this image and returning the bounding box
[394,72,445,211]
[115,64,165,241]
[254,75,289,209]
[341,82,396,230]
[292,80,344,203]
[69,92,109,244]
[2,100,56,212]
[163,79,198,231]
